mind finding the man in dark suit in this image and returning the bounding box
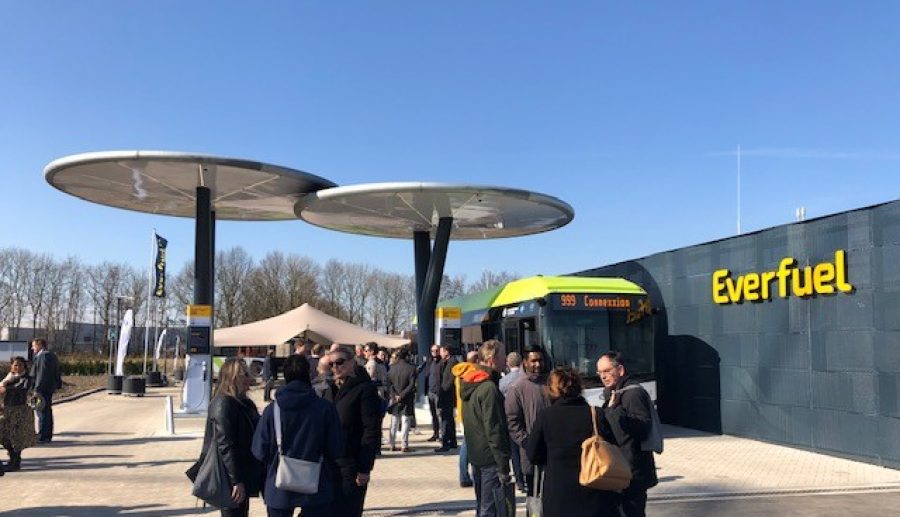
[29,338,62,443]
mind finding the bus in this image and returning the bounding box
[437,275,656,403]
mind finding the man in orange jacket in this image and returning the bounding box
[451,350,478,487]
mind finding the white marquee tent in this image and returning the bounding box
[213,303,410,349]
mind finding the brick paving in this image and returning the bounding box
[1,386,899,516]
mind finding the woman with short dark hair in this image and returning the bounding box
[525,366,620,516]
[0,356,36,474]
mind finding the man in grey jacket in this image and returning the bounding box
[504,345,550,496]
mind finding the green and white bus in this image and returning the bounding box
[438,275,656,401]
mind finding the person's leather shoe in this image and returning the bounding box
[426,434,439,442]
[433,446,452,453]
[401,447,411,453]
[460,479,473,488]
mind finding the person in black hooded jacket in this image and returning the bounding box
[200,358,264,517]
[321,347,383,517]
[252,354,343,517]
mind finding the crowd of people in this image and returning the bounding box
[198,337,659,517]
[0,335,659,516]
[0,338,62,477]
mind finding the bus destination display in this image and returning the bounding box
[552,293,633,310]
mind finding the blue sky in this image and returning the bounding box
[2,2,898,283]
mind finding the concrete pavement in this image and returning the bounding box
[2,385,899,516]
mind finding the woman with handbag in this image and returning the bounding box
[195,358,265,517]
[252,354,344,517]
[0,356,36,473]
[525,366,620,517]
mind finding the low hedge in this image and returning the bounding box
[59,357,145,376]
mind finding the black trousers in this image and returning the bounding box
[619,486,648,517]
[439,406,457,448]
[220,498,249,517]
[332,463,369,517]
[427,394,440,435]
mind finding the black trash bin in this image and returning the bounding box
[145,371,163,387]
[107,374,123,395]
[123,375,146,397]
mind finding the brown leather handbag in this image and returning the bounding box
[579,405,632,491]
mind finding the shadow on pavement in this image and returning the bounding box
[0,505,214,516]
[54,431,131,437]
[366,496,527,516]
[20,457,190,471]
[41,435,196,447]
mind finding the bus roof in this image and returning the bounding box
[440,275,646,313]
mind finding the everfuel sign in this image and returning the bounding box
[712,249,853,304]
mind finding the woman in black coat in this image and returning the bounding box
[526,366,620,517]
[321,347,383,517]
[199,358,264,517]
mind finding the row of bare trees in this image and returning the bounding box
[0,247,147,348]
[1,245,518,347]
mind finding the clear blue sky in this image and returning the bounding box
[2,2,898,282]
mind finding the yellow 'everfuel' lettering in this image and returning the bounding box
[712,249,853,304]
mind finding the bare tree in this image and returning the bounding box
[169,261,194,312]
[468,270,519,294]
[61,257,87,351]
[339,262,376,326]
[24,252,53,334]
[439,273,468,302]
[284,255,321,311]
[319,259,348,320]
[216,247,253,327]
[86,261,130,349]
[371,271,412,334]
[41,258,68,344]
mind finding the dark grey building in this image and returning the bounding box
[576,199,900,468]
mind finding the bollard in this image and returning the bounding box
[165,395,175,435]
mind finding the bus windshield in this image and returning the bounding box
[543,309,654,384]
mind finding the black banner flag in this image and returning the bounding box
[153,234,167,297]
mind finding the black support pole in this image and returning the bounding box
[414,231,431,359]
[417,217,453,358]
[194,186,212,306]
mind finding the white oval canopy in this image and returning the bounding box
[214,303,410,349]
[295,182,574,240]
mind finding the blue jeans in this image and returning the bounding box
[36,391,54,442]
[471,464,501,517]
[459,440,472,483]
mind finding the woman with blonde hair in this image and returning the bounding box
[196,358,264,516]
[526,366,619,516]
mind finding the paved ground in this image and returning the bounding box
[1,385,899,516]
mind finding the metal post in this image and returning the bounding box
[414,217,453,361]
[413,231,431,359]
[209,209,216,401]
[164,395,175,435]
[194,187,212,306]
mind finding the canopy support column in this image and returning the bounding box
[415,217,453,359]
